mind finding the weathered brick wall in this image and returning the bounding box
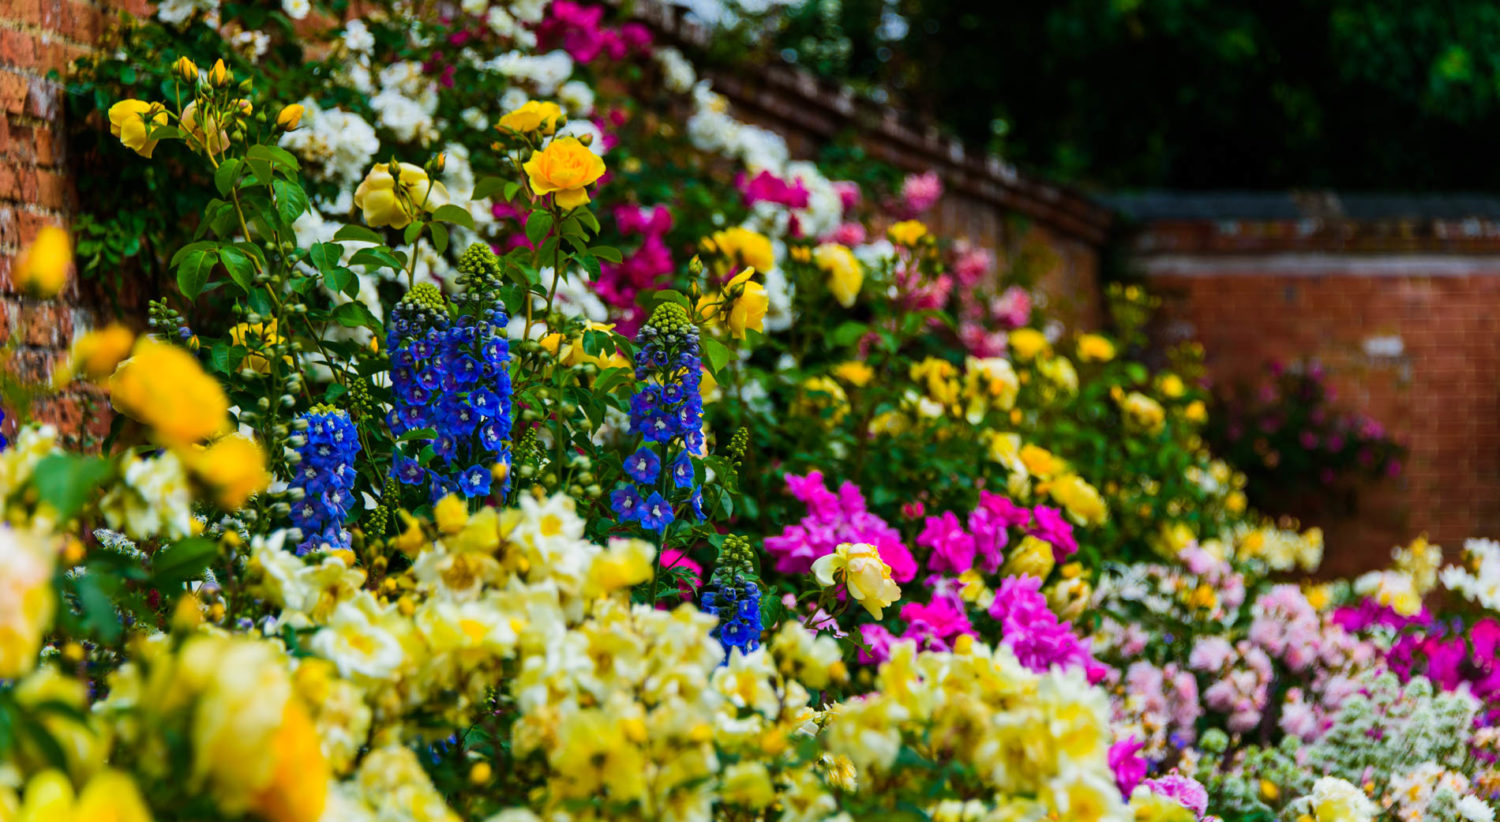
[0,0,144,442]
[1139,219,1500,574]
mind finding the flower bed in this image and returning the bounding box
[0,1,1496,821]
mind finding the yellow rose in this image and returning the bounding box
[1008,327,1050,361]
[15,769,153,822]
[0,529,56,679]
[206,58,232,87]
[1121,391,1166,433]
[73,323,135,381]
[811,542,901,619]
[522,136,606,210]
[812,242,863,308]
[1019,443,1062,478]
[276,103,305,131]
[228,319,290,374]
[703,226,775,274]
[887,219,927,246]
[1049,474,1108,525]
[1158,372,1187,398]
[1076,333,1116,362]
[189,435,270,510]
[353,161,451,229]
[108,99,167,158]
[1184,399,1207,424]
[15,226,72,298]
[1001,535,1055,580]
[498,100,564,136]
[109,338,230,448]
[832,361,874,387]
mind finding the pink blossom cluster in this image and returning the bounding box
[857,595,976,664]
[598,204,675,332]
[1139,775,1210,819]
[764,471,917,582]
[900,171,943,215]
[1189,636,1273,733]
[1112,660,1202,756]
[988,574,1107,682]
[737,170,810,210]
[918,491,1073,576]
[892,257,953,313]
[959,285,1033,357]
[537,1,652,63]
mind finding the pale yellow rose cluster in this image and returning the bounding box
[820,639,1129,821]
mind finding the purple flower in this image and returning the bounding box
[624,447,661,484]
[639,492,674,532]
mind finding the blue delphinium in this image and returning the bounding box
[0,407,7,450]
[610,302,705,533]
[290,405,361,555]
[387,245,514,504]
[700,535,762,658]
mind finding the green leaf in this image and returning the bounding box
[349,247,405,273]
[333,224,385,244]
[577,252,600,282]
[150,537,219,589]
[323,267,355,295]
[169,240,217,268]
[309,242,343,272]
[702,336,732,374]
[525,210,554,246]
[397,427,437,442]
[471,177,507,202]
[574,208,600,235]
[246,143,301,173]
[403,221,423,245]
[271,178,310,224]
[30,454,110,521]
[176,248,217,300]
[591,245,623,264]
[332,301,380,330]
[503,181,521,201]
[831,321,867,347]
[213,158,242,196]
[218,244,258,293]
[75,573,121,643]
[429,221,449,255]
[431,203,475,230]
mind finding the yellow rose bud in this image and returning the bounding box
[276,103,305,131]
[15,226,72,298]
[173,56,198,82]
[207,58,232,87]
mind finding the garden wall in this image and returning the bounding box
[1118,193,1500,575]
[0,0,1112,443]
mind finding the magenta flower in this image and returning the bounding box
[764,471,917,582]
[919,510,976,575]
[900,171,943,215]
[988,575,1103,680]
[1026,505,1078,561]
[1142,775,1209,818]
[899,596,975,652]
[1109,735,1148,797]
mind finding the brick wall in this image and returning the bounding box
[1138,219,1500,575]
[0,0,145,442]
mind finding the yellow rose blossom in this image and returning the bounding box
[172,55,198,82]
[1049,473,1108,525]
[910,357,961,407]
[812,242,863,307]
[353,161,451,229]
[1001,534,1055,580]
[228,319,289,373]
[190,435,270,509]
[832,361,874,387]
[14,769,153,822]
[206,58,231,87]
[1184,399,1207,423]
[1076,333,1116,362]
[702,226,775,273]
[887,219,928,246]
[522,136,606,210]
[276,103,305,131]
[108,99,167,158]
[1158,372,1187,398]
[58,323,134,384]
[0,528,56,679]
[793,376,849,426]
[697,267,768,339]
[1019,443,1062,478]
[811,542,901,619]
[1008,327,1050,361]
[1121,391,1167,434]
[15,226,72,298]
[109,338,230,448]
[498,100,564,136]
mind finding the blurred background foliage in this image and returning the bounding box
[768,0,1500,189]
